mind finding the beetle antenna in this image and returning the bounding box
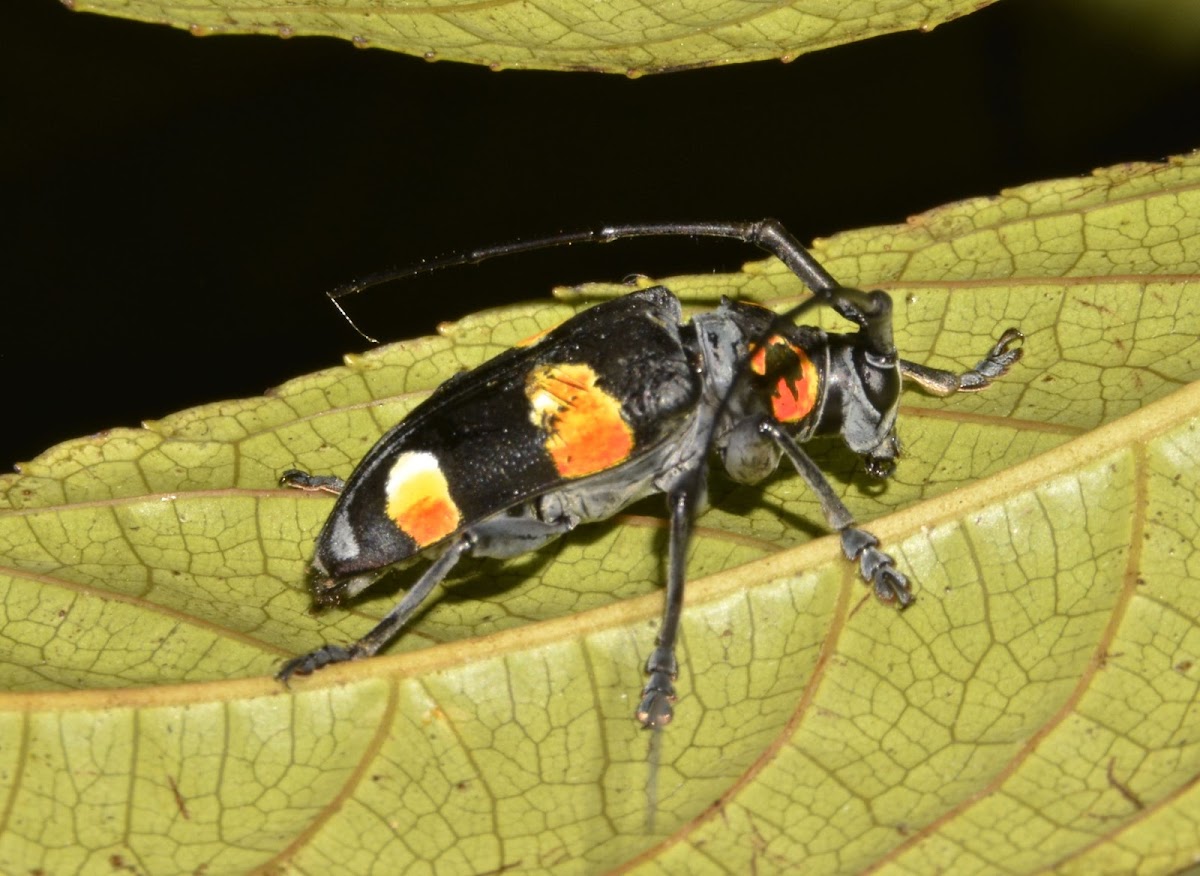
[327,293,382,344]
[329,221,841,302]
[325,220,850,343]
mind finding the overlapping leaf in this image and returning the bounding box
[0,153,1197,874]
[63,0,997,74]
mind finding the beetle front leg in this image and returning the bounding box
[900,328,1024,396]
[638,486,699,728]
[757,419,913,606]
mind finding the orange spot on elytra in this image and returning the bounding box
[750,336,819,423]
[394,493,459,546]
[526,363,634,478]
[385,452,461,547]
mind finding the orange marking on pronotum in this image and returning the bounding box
[384,451,462,547]
[750,335,819,423]
[526,363,635,478]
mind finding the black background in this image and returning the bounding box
[6,0,1200,469]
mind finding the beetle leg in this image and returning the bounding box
[638,485,700,729]
[757,418,913,606]
[900,328,1024,396]
[277,533,474,683]
[280,469,346,495]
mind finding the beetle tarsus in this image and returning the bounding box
[638,647,679,728]
[280,469,346,495]
[899,328,1025,397]
[872,566,913,606]
[637,689,676,729]
[958,328,1025,391]
[276,643,357,683]
[841,527,913,606]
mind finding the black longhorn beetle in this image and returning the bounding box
[278,219,1023,728]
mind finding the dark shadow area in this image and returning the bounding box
[5,0,1200,467]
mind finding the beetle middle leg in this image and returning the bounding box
[638,487,699,729]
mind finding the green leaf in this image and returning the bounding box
[64,0,998,75]
[1,152,1198,873]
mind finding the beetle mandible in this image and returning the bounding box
[278,219,1023,728]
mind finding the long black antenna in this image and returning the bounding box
[326,220,841,343]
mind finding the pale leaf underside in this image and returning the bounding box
[0,153,1197,874]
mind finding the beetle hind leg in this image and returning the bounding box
[276,533,474,684]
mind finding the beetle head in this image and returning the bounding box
[824,339,902,478]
